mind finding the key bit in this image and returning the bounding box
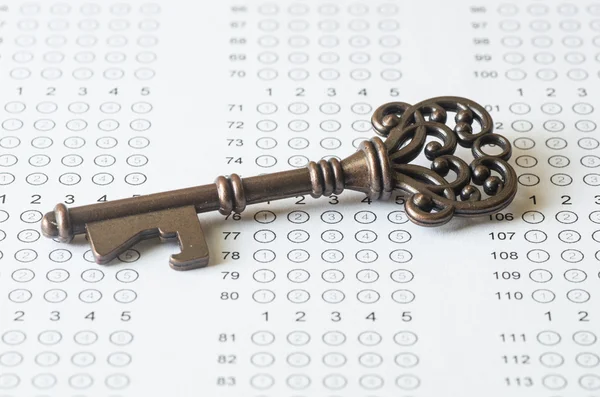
[41,96,517,270]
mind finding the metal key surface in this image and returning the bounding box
[41,96,518,270]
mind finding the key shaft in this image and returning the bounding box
[42,168,309,238]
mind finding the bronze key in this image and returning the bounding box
[41,97,517,270]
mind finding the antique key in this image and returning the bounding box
[41,96,517,270]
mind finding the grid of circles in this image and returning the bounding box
[509,100,599,189]
[10,2,160,81]
[250,207,413,273]
[252,263,414,305]
[506,96,600,304]
[253,101,378,169]
[2,254,138,391]
[248,329,420,391]
[0,328,134,391]
[254,2,402,83]
[519,208,600,267]
[496,3,600,81]
[2,4,157,185]
[0,100,152,187]
[535,329,600,391]
[3,3,596,396]
[7,265,139,304]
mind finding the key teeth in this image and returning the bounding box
[170,253,209,271]
[86,206,210,271]
[166,209,210,271]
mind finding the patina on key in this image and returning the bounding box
[41,96,518,270]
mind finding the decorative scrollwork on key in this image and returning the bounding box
[371,96,517,226]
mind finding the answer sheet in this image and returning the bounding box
[1,0,599,396]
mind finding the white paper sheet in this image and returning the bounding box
[1,0,599,395]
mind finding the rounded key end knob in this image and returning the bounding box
[41,203,73,242]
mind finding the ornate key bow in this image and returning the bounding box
[42,96,517,270]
